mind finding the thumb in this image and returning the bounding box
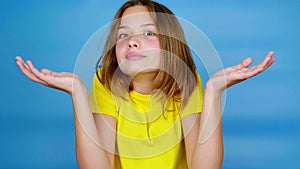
[241,57,253,68]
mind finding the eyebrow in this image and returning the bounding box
[118,23,156,30]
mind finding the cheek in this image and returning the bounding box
[141,39,161,59]
[145,39,160,49]
[115,41,127,62]
[146,40,161,59]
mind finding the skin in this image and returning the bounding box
[15,6,276,169]
[115,6,161,94]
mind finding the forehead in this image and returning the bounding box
[120,6,155,26]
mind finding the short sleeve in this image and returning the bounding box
[180,73,204,119]
[88,73,119,120]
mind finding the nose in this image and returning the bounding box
[128,35,140,49]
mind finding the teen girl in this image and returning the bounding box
[15,0,276,168]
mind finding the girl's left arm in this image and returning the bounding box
[182,51,276,169]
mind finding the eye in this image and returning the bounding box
[118,33,128,39]
[143,31,156,37]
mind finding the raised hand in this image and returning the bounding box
[207,51,276,94]
[15,56,82,95]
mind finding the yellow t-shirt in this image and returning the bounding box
[88,73,203,169]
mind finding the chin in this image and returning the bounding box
[120,67,159,78]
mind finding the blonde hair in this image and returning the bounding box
[96,0,198,107]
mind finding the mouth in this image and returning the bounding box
[126,52,145,60]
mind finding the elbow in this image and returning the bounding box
[76,147,115,169]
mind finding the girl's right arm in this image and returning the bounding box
[16,56,116,169]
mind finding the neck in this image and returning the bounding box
[130,72,157,94]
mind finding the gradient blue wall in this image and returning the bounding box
[1,0,299,168]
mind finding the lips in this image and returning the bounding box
[126,52,145,60]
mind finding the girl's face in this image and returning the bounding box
[115,6,161,77]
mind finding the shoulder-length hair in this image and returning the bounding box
[95,0,198,107]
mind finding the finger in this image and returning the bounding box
[16,60,46,84]
[16,59,35,77]
[224,57,253,73]
[241,57,253,67]
[15,57,27,70]
[257,51,275,68]
[41,68,58,76]
[26,61,51,85]
[251,52,276,74]
[246,59,275,78]
[16,56,30,70]
[263,57,276,70]
[15,56,23,62]
[267,50,275,58]
[16,60,28,73]
[15,56,24,62]
[245,65,262,77]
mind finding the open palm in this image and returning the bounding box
[207,51,276,93]
[16,56,81,95]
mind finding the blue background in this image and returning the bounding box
[1,0,299,168]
